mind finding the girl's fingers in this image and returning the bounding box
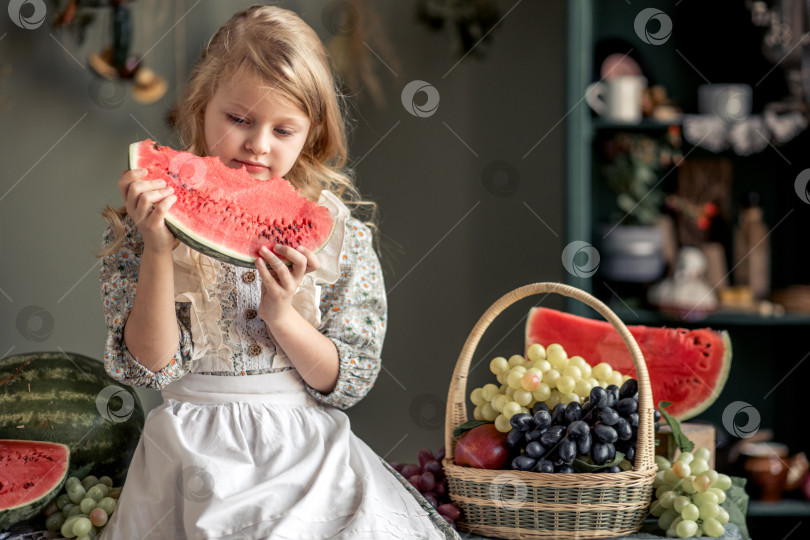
[123,173,167,215]
[254,256,276,286]
[128,180,168,204]
[151,193,177,216]
[259,246,294,289]
[296,246,321,273]
[119,169,160,203]
[276,245,308,281]
[135,188,174,224]
[118,168,147,200]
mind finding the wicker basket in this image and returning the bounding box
[443,283,657,539]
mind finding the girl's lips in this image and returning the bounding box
[235,160,270,174]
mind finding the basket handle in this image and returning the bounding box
[443,282,656,472]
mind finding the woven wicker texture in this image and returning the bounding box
[443,283,656,539]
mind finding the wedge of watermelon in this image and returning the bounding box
[0,440,69,530]
[525,308,731,420]
[128,139,336,268]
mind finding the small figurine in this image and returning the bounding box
[648,246,719,320]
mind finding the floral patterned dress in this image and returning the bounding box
[97,192,459,539]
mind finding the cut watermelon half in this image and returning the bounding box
[0,440,69,530]
[525,308,732,420]
[128,139,336,268]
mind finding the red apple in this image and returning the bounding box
[454,423,510,469]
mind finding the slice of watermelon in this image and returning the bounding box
[128,139,336,268]
[525,308,732,420]
[0,440,70,530]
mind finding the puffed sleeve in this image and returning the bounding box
[306,218,387,409]
[99,216,195,389]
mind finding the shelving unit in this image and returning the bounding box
[748,499,810,517]
[565,1,810,533]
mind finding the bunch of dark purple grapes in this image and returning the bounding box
[390,447,462,529]
[508,378,659,473]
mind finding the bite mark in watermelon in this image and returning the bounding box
[129,139,336,268]
[0,440,69,530]
[525,308,731,420]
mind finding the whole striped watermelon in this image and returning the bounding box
[0,352,144,485]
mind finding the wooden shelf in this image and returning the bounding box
[748,499,810,517]
[592,118,682,132]
[608,307,810,327]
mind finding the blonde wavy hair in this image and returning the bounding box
[100,4,376,264]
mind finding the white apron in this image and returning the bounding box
[99,370,450,540]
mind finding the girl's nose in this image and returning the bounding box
[245,127,272,155]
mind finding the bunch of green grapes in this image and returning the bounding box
[650,448,732,538]
[470,343,631,433]
[42,473,121,539]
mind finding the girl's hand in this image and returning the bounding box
[255,244,321,325]
[118,168,177,253]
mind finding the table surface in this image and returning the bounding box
[0,522,743,540]
[456,522,742,540]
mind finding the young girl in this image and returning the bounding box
[98,6,459,539]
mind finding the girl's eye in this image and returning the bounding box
[227,114,248,125]
[275,128,293,136]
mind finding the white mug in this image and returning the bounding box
[585,76,647,124]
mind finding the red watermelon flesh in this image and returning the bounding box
[128,139,336,268]
[0,440,69,530]
[525,308,731,420]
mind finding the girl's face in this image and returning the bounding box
[203,72,311,181]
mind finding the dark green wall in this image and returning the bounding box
[0,0,566,463]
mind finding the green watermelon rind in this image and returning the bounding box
[0,352,145,485]
[129,142,337,269]
[0,440,70,531]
